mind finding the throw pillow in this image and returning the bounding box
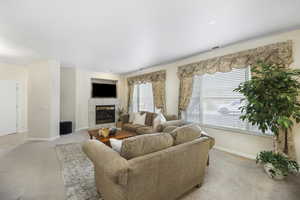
[129,112,137,123]
[170,124,202,145]
[158,112,167,123]
[110,138,123,153]
[133,113,146,125]
[153,115,162,131]
[156,109,167,123]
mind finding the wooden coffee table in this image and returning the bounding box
[87,129,136,147]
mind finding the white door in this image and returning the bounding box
[0,80,17,136]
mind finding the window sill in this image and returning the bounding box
[198,124,273,138]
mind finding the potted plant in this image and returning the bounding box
[116,106,125,128]
[234,61,300,179]
[116,106,125,121]
[256,151,299,180]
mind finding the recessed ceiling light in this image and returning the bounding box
[208,20,216,25]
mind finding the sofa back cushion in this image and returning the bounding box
[156,119,188,132]
[120,133,173,159]
[170,124,202,145]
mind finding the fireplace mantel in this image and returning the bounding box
[88,98,119,128]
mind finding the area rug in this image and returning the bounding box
[56,143,103,200]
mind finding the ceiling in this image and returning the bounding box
[0,0,300,73]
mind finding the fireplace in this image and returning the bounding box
[95,105,115,124]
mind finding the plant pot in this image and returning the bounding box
[264,163,285,180]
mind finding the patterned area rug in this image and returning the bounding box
[56,143,103,200]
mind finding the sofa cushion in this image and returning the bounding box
[136,127,156,135]
[123,123,146,132]
[120,133,174,159]
[156,119,188,132]
[170,124,202,145]
[162,125,177,133]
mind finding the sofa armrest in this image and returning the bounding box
[120,114,130,123]
[164,114,178,121]
[201,132,215,149]
[82,140,129,185]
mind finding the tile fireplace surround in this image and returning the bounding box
[88,98,119,129]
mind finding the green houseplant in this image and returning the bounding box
[256,151,299,180]
[234,61,300,179]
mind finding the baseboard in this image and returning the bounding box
[27,135,60,141]
[75,127,89,132]
[213,146,256,160]
[17,128,28,133]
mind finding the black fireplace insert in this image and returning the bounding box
[95,105,115,124]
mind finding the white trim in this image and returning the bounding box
[213,146,256,160]
[27,135,60,141]
[17,128,28,133]
[201,124,273,138]
[0,131,16,136]
[75,127,89,132]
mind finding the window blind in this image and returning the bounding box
[132,82,155,112]
[185,67,270,135]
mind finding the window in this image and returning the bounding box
[132,82,155,112]
[185,67,270,135]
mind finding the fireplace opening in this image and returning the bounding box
[96,105,115,124]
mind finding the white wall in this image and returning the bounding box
[74,68,126,130]
[0,63,28,133]
[27,60,60,139]
[60,67,76,131]
[125,29,300,161]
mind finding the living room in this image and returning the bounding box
[1,1,300,200]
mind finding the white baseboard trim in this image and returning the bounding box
[17,128,28,133]
[27,135,60,141]
[213,146,256,160]
[75,127,89,132]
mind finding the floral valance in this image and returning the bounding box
[127,70,166,85]
[177,41,293,78]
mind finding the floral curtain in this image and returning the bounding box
[178,77,193,118]
[127,70,166,113]
[177,41,293,79]
[152,81,166,113]
[127,84,134,112]
[127,70,166,85]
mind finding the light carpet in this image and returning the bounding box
[55,142,300,200]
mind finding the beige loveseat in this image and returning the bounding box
[83,125,214,200]
[121,111,178,135]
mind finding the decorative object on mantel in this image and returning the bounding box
[127,70,167,113]
[117,106,125,121]
[177,41,293,117]
[234,61,300,179]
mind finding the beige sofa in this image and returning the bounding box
[83,125,214,200]
[121,111,178,135]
